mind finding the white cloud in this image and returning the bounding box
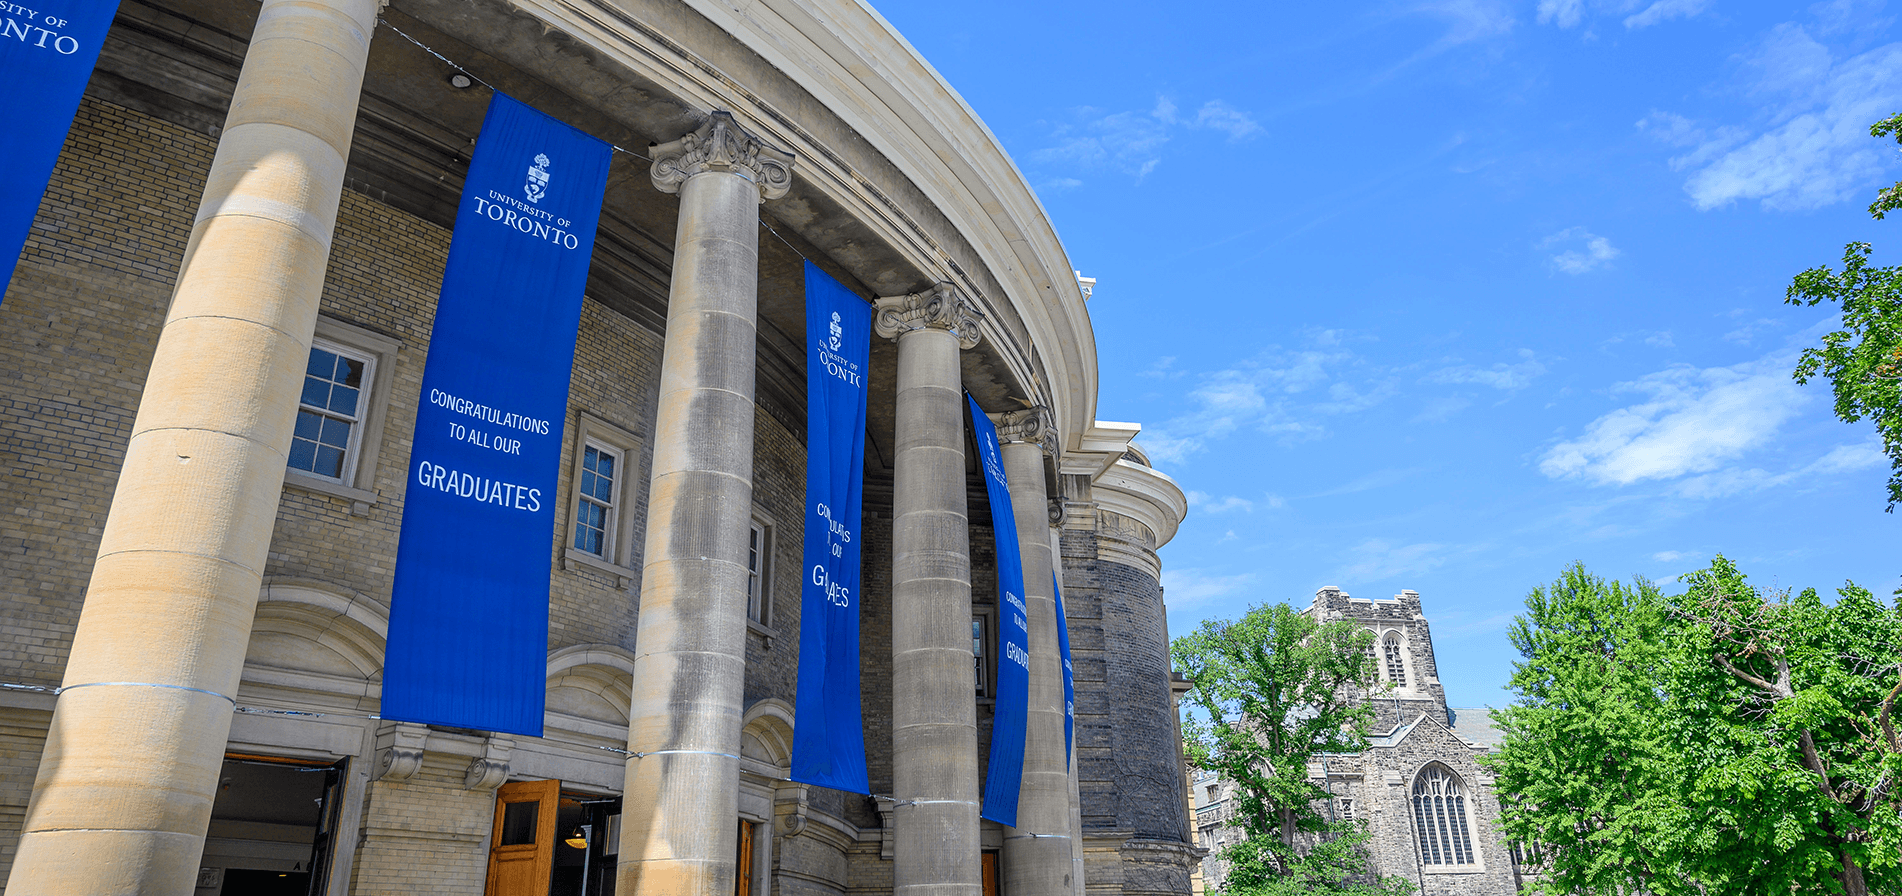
[1668,438,1885,497]
[1673,32,1902,211]
[1537,0,1584,27]
[1652,549,1697,562]
[1723,317,1784,344]
[1140,333,1394,463]
[1160,568,1256,606]
[1429,349,1548,390]
[1624,0,1711,29]
[1538,0,1710,29]
[1541,227,1621,274]
[1185,491,1254,513]
[1033,95,1260,182]
[1336,539,1450,583]
[1540,354,1810,486]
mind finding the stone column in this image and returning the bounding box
[5,2,378,893]
[618,112,792,896]
[874,284,983,896]
[997,409,1072,896]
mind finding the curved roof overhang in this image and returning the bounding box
[511,0,1099,463]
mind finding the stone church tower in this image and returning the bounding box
[1190,589,1541,895]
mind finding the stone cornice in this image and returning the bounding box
[512,0,1095,461]
[650,111,795,199]
[872,283,982,348]
[1093,457,1188,551]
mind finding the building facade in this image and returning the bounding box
[1190,588,1539,896]
[0,1,1201,894]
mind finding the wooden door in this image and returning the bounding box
[981,851,999,896]
[734,819,755,896]
[485,779,560,896]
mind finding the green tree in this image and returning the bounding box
[1172,601,1412,896]
[1487,559,1902,896]
[1786,113,1902,511]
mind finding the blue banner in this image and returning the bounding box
[0,1,121,295]
[790,261,871,794]
[1055,574,1074,768]
[383,95,611,737]
[972,395,1029,826]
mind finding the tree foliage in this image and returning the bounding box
[1486,560,1902,896]
[1172,602,1412,896]
[1786,112,1902,511]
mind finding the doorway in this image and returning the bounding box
[200,754,346,896]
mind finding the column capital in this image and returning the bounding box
[650,111,795,200]
[992,406,1058,459]
[873,283,983,348]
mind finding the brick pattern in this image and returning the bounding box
[347,762,496,895]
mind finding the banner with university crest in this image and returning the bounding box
[971,394,1030,826]
[790,260,872,794]
[0,1,122,294]
[382,94,611,737]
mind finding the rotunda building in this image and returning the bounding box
[0,1,1199,895]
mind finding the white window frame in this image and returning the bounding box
[573,439,623,558]
[283,316,399,516]
[973,609,996,700]
[746,514,775,632]
[561,413,642,588]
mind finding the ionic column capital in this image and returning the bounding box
[873,283,983,349]
[991,406,1058,459]
[650,111,795,200]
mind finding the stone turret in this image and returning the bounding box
[1307,587,1451,732]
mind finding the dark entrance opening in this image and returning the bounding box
[203,753,347,896]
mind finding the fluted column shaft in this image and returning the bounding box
[620,113,791,896]
[6,2,379,892]
[999,418,1071,896]
[877,285,983,896]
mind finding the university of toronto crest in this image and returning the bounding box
[525,153,551,203]
[828,311,843,351]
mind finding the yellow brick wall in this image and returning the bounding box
[347,760,496,895]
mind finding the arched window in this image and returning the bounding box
[1383,633,1407,686]
[1412,764,1476,866]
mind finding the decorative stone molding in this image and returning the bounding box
[1048,496,1067,527]
[872,282,983,349]
[374,722,428,782]
[650,111,795,200]
[463,734,515,791]
[872,795,897,859]
[775,781,810,836]
[992,406,1058,458]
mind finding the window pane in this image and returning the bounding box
[306,348,338,379]
[336,356,365,389]
[294,410,322,441]
[575,502,606,555]
[319,416,352,449]
[300,376,330,408]
[500,801,539,846]
[314,445,345,479]
[330,384,360,417]
[287,438,316,473]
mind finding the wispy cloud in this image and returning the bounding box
[1541,227,1621,274]
[1652,549,1699,562]
[1186,491,1255,513]
[1161,568,1257,607]
[1428,349,1549,390]
[1032,95,1261,182]
[1335,538,1451,583]
[1650,21,1902,211]
[1540,353,1810,487]
[1624,0,1711,29]
[1537,0,1712,29]
[1672,438,1888,498]
[1140,331,1395,463]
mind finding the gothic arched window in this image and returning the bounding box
[1412,764,1476,866]
[1383,632,1407,686]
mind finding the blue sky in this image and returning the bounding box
[879,0,1902,708]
